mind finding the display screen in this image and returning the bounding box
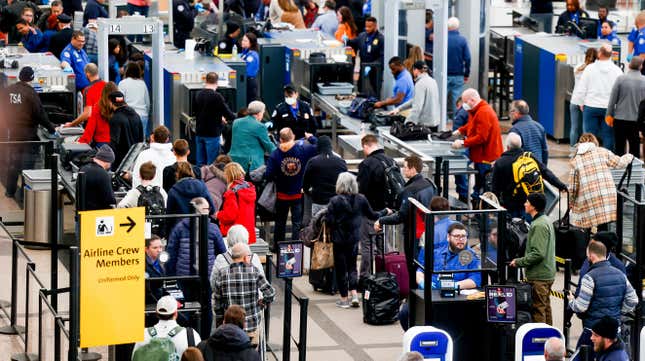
[277,241,303,278]
[486,286,517,323]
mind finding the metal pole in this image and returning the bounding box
[424,208,435,325]
[297,298,308,361]
[264,254,272,344]
[282,279,292,361]
[0,238,24,335]
[441,160,449,199]
[68,247,80,361]
[198,214,210,337]
[11,262,37,361]
[50,154,59,312]
[563,259,572,351]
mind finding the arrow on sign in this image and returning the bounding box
[119,216,136,233]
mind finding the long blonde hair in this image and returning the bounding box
[404,46,424,73]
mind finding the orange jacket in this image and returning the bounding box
[458,100,503,163]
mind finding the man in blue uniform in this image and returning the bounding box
[628,12,645,62]
[347,16,384,96]
[271,84,316,140]
[374,56,414,109]
[173,0,195,49]
[417,222,481,290]
[60,30,90,91]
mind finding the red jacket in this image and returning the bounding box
[458,100,503,163]
[78,107,110,144]
[217,180,257,244]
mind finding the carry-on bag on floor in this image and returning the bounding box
[553,191,587,271]
[362,271,399,325]
[374,227,409,298]
[309,267,336,294]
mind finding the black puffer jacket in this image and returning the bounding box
[197,324,260,361]
[109,105,143,170]
[325,193,384,246]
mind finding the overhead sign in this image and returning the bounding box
[79,207,145,348]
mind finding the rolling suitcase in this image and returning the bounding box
[374,227,409,298]
[554,191,588,271]
[308,267,336,294]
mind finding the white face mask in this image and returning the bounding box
[462,102,471,111]
[285,97,297,106]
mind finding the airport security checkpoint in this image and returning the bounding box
[2,0,645,360]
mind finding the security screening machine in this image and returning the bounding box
[403,326,453,361]
[514,323,564,361]
[97,17,164,128]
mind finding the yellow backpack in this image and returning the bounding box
[512,152,544,196]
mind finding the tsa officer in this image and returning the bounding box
[173,0,196,49]
[60,30,90,91]
[599,21,621,46]
[240,32,260,102]
[217,22,241,54]
[347,16,384,95]
[271,84,316,140]
[628,12,645,62]
[418,222,481,290]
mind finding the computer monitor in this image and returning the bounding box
[578,18,599,39]
[485,285,517,323]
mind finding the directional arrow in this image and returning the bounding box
[119,216,136,233]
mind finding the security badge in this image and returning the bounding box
[458,250,472,266]
[304,113,309,119]
[177,4,184,11]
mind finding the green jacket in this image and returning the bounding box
[515,214,556,281]
[228,115,276,172]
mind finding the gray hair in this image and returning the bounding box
[544,337,565,361]
[227,224,250,248]
[247,100,266,115]
[231,243,251,259]
[447,17,460,30]
[84,63,98,77]
[335,172,358,195]
[461,88,481,102]
[511,100,530,115]
[398,351,424,361]
[629,56,644,71]
[506,132,522,150]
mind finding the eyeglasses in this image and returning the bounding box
[449,234,468,239]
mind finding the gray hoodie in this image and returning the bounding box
[606,69,645,121]
[398,72,441,127]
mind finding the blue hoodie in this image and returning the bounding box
[266,138,317,198]
[166,177,215,232]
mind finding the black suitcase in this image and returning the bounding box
[362,271,399,325]
[309,267,336,295]
[554,191,588,271]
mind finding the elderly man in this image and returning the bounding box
[509,100,549,165]
[571,43,623,151]
[446,17,471,118]
[212,243,275,346]
[544,337,565,361]
[452,88,503,205]
[606,57,645,157]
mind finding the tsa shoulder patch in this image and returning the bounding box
[177,4,184,11]
[458,250,473,265]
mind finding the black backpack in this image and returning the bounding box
[347,96,377,120]
[377,156,406,209]
[390,121,432,141]
[137,185,166,237]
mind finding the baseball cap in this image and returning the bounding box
[57,13,72,24]
[156,295,178,315]
[412,60,427,70]
[108,91,125,105]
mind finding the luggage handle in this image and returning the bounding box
[617,158,634,194]
[558,189,572,230]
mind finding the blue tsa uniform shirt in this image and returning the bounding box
[600,32,621,46]
[430,245,481,289]
[629,27,645,56]
[60,44,90,90]
[241,49,259,77]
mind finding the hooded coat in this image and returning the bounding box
[166,177,216,232]
[201,163,228,212]
[325,193,384,246]
[197,324,260,361]
[302,136,347,205]
[217,179,257,244]
[166,218,226,276]
[109,105,143,170]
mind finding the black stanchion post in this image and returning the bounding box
[282,278,292,361]
[0,238,24,335]
[441,160,449,199]
[265,254,272,344]
[434,157,442,195]
[68,247,80,361]
[298,298,308,361]
[11,262,37,361]
[38,290,43,360]
[50,154,59,312]
[580,344,591,361]
[198,214,210,337]
[563,259,572,352]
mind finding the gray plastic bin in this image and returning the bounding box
[22,169,63,244]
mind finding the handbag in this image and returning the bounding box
[257,181,276,214]
[389,121,432,141]
[311,223,334,270]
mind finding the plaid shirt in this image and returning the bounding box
[83,27,98,56]
[568,144,633,228]
[212,261,275,332]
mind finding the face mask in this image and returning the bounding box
[285,97,297,106]
[462,102,471,111]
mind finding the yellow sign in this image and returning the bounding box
[79,207,145,348]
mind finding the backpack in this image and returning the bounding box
[389,121,432,141]
[137,185,167,238]
[511,152,543,196]
[347,96,377,120]
[377,156,406,209]
[131,325,195,361]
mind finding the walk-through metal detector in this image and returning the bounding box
[110,0,174,45]
[97,17,165,127]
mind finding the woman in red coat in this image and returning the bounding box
[216,162,257,244]
[78,81,117,148]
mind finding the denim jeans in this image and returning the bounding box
[195,135,220,167]
[569,103,582,146]
[582,106,614,151]
[455,148,470,199]
[530,13,553,33]
[447,75,465,118]
[274,198,303,244]
[140,115,150,140]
